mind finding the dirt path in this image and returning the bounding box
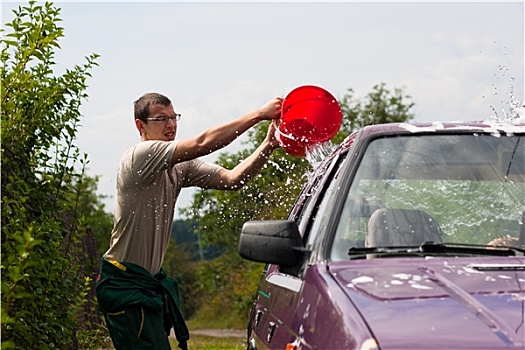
[191,329,245,338]
[170,329,245,339]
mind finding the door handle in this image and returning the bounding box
[255,310,263,327]
[267,321,276,343]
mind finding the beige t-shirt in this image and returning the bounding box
[103,140,221,275]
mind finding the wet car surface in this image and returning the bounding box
[238,121,525,350]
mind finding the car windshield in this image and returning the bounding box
[330,133,525,260]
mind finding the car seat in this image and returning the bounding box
[367,208,443,247]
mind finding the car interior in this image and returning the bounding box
[367,208,443,247]
[329,134,524,261]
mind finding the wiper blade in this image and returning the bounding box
[347,242,524,257]
[347,246,420,257]
[419,242,524,256]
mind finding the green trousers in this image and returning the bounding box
[102,303,171,349]
[96,259,189,350]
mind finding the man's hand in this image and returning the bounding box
[257,97,283,121]
[266,120,281,150]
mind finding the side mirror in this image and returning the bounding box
[238,220,304,267]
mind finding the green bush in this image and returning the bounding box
[163,240,201,320]
[187,252,263,329]
[1,1,106,348]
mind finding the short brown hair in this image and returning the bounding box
[133,92,172,122]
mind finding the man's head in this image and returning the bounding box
[134,92,180,142]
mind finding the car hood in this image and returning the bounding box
[329,257,525,349]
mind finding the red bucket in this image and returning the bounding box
[274,122,309,158]
[276,85,342,157]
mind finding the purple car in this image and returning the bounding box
[239,121,525,350]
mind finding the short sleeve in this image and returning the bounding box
[175,158,222,188]
[128,140,178,187]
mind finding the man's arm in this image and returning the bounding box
[172,97,282,164]
[204,122,280,190]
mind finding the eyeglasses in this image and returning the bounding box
[145,114,181,123]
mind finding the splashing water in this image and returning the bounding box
[486,65,524,125]
[305,141,337,169]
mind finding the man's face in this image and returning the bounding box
[136,103,179,142]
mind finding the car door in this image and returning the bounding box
[248,151,347,350]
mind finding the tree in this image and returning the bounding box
[179,83,415,323]
[162,240,200,320]
[1,1,105,348]
[77,176,114,258]
[332,82,415,143]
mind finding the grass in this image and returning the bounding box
[170,335,245,350]
[180,318,247,350]
[186,304,249,330]
[97,304,249,349]
[100,335,245,350]
[169,317,246,350]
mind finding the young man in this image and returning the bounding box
[96,92,283,350]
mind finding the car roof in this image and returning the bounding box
[339,120,525,153]
[307,120,524,182]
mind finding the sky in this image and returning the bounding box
[2,1,524,218]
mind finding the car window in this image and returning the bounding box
[293,152,346,243]
[330,134,525,260]
[305,157,346,250]
[295,177,322,235]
